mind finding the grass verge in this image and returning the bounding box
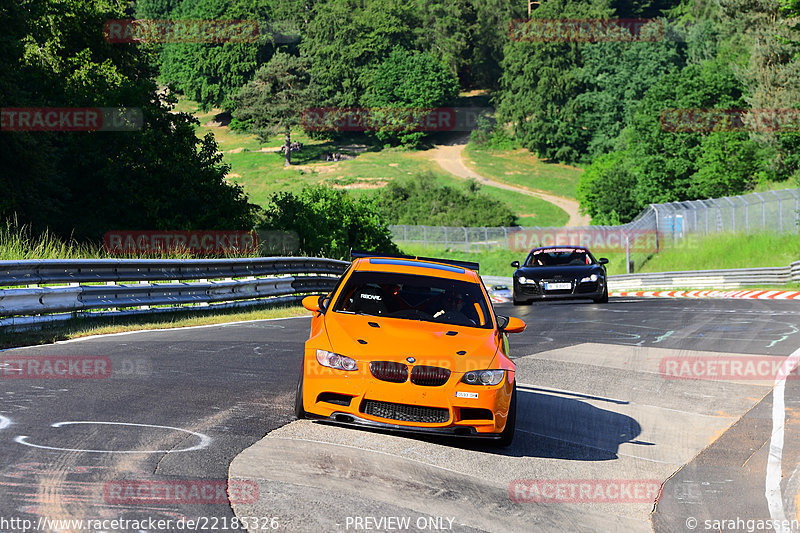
[463,143,583,198]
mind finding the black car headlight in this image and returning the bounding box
[316,349,358,371]
[580,274,600,283]
[517,276,536,285]
[461,369,505,386]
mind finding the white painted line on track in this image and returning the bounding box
[0,415,10,430]
[14,421,211,453]
[766,346,800,532]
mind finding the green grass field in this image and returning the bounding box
[463,144,583,198]
[171,97,570,226]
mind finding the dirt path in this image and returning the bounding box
[427,138,590,227]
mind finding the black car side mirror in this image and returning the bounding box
[318,294,330,313]
[496,315,509,330]
[510,261,520,268]
[598,258,609,265]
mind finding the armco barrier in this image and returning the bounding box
[484,261,800,293]
[608,261,800,290]
[0,257,349,330]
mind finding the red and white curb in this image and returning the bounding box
[610,290,800,300]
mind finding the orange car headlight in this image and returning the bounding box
[461,370,505,386]
[316,349,358,371]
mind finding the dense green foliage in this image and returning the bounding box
[361,47,460,146]
[374,173,518,226]
[495,0,800,223]
[260,186,399,259]
[232,52,316,164]
[1,0,258,241]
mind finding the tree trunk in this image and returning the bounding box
[284,128,291,167]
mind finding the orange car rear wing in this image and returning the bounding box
[350,249,480,273]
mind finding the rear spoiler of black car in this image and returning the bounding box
[350,249,480,273]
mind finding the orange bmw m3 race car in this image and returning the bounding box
[295,251,526,446]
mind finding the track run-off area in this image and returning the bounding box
[0,297,799,532]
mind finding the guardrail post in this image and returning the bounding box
[502,227,508,250]
[443,226,448,248]
[403,225,407,243]
[423,226,427,247]
[463,227,469,252]
[625,234,631,274]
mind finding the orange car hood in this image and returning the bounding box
[323,312,499,372]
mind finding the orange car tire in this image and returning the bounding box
[495,382,517,447]
[294,365,306,420]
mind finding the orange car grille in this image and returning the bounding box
[369,362,451,387]
[360,399,450,424]
[410,365,451,387]
[369,361,408,383]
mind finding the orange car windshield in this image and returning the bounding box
[332,271,493,329]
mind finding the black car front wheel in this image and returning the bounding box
[593,286,609,304]
[512,292,532,305]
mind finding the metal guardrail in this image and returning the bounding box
[0,257,349,330]
[482,262,800,292]
[607,261,800,290]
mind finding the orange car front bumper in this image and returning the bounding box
[301,355,515,437]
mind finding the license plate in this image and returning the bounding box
[456,391,478,399]
[545,282,572,290]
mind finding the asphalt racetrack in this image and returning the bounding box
[1,297,800,532]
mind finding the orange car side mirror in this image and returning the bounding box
[302,295,321,312]
[502,316,526,334]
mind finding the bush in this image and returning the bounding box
[375,172,517,226]
[259,186,398,259]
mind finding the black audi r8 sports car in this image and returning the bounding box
[511,246,609,304]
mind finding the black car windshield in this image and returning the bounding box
[333,271,493,329]
[525,248,595,267]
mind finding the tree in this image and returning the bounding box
[361,47,460,146]
[625,59,749,206]
[577,151,641,225]
[135,0,184,19]
[260,186,399,259]
[1,0,259,240]
[573,22,684,161]
[157,0,281,110]
[496,0,614,163]
[301,0,416,107]
[232,52,316,166]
